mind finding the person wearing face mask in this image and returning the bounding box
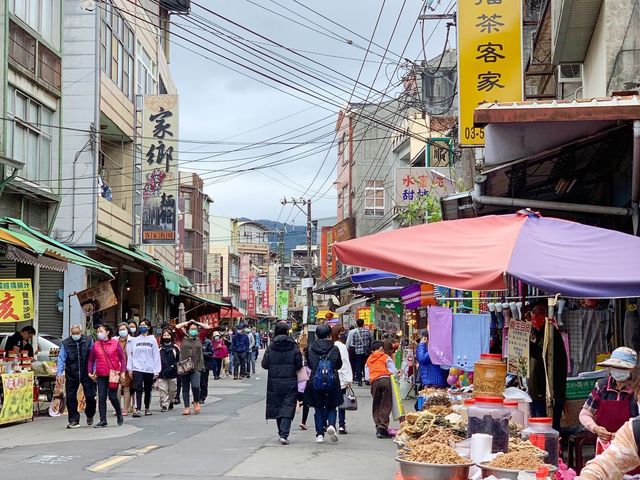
[211,331,228,380]
[57,323,97,429]
[88,324,126,427]
[126,320,161,417]
[527,300,568,430]
[128,321,138,337]
[580,348,639,457]
[115,322,133,416]
[174,320,206,415]
[158,329,180,412]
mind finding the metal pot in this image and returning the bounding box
[396,457,474,480]
[478,462,558,480]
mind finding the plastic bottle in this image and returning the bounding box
[467,397,510,453]
[522,417,560,466]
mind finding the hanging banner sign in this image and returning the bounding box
[247,272,256,317]
[239,256,250,301]
[0,279,33,323]
[0,371,34,424]
[277,290,289,320]
[142,94,179,244]
[507,319,531,377]
[458,0,523,145]
[395,167,457,208]
[76,281,117,316]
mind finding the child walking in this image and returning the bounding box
[365,340,397,439]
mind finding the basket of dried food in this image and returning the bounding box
[478,451,557,480]
[396,442,474,480]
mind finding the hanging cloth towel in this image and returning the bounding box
[427,306,453,366]
[451,313,491,371]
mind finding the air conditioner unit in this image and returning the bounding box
[558,64,582,83]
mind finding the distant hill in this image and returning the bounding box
[243,219,308,261]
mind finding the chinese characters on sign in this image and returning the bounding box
[239,256,250,302]
[394,167,457,207]
[0,371,34,424]
[458,0,522,145]
[142,95,179,244]
[507,319,531,377]
[0,279,33,323]
[276,290,289,320]
[357,306,374,330]
[76,281,117,316]
[247,271,256,317]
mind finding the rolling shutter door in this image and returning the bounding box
[38,269,64,337]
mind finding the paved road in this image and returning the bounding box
[0,361,399,479]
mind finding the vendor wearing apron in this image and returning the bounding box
[579,347,638,463]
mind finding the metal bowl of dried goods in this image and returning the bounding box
[396,457,474,480]
[478,463,558,480]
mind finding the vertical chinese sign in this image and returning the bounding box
[142,95,179,244]
[247,271,256,317]
[0,279,33,322]
[458,0,522,145]
[277,290,289,320]
[239,256,250,302]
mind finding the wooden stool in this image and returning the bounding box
[568,431,596,474]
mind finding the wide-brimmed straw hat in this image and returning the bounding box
[598,347,638,370]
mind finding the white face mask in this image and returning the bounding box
[610,368,631,382]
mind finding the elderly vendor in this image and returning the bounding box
[579,347,638,453]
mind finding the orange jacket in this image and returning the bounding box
[366,351,392,383]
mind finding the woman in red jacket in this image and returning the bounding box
[88,324,127,428]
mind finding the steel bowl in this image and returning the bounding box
[478,462,558,480]
[396,457,474,480]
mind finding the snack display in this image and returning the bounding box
[402,442,469,464]
[487,451,545,470]
[508,438,546,456]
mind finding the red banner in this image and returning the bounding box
[247,271,256,317]
[240,255,250,301]
[262,280,270,310]
[198,314,219,328]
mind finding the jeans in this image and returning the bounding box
[233,351,248,378]
[133,371,154,410]
[314,404,337,436]
[181,371,201,407]
[97,376,122,422]
[354,354,368,383]
[338,388,346,428]
[212,358,223,378]
[175,374,182,401]
[249,350,256,374]
[200,368,210,402]
[277,417,292,440]
[65,375,96,424]
[228,352,234,375]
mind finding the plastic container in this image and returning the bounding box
[522,417,559,466]
[459,398,475,421]
[473,353,506,398]
[467,397,510,453]
[504,400,525,428]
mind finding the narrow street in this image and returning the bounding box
[0,362,398,480]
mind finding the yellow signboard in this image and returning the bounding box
[458,0,523,145]
[0,372,34,424]
[0,278,33,323]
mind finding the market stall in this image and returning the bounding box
[334,211,640,479]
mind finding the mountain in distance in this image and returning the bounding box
[241,218,308,260]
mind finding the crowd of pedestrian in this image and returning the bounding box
[55,320,264,429]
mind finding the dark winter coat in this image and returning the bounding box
[304,338,344,410]
[159,343,180,379]
[202,338,214,369]
[261,335,303,420]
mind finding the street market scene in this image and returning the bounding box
[3,1,640,480]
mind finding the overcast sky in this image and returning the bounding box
[171,0,450,225]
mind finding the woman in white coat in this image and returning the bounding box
[332,325,353,434]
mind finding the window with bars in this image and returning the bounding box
[6,85,55,187]
[38,43,61,90]
[100,2,134,100]
[8,20,36,73]
[364,180,385,217]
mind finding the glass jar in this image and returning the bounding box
[473,353,506,398]
[522,417,559,466]
[467,397,510,453]
[504,400,525,428]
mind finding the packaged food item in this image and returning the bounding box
[467,397,510,453]
[473,353,506,398]
[522,417,559,466]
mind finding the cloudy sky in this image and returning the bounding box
[171,0,450,225]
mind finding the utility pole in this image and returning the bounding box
[280,197,314,323]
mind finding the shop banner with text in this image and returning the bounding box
[239,256,250,301]
[458,0,522,146]
[0,279,33,322]
[142,95,179,244]
[277,290,289,320]
[0,371,34,424]
[76,281,117,316]
[247,272,256,317]
[507,319,531,377]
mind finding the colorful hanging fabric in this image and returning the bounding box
[451,313,491,371]
[427,306,453,366]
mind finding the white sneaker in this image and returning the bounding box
[326,425,339,443]
[279,438,289,445]
[316,435,324,443]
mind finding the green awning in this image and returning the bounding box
[96,236,191,295]
[0,218,113,277]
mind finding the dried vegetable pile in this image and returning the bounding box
[508,437,547,456]
[402,442,469,465]
[487,451,547,470]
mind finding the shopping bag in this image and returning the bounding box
[339,385,358,411]
[390,375,405,420]
[108,370,121,391]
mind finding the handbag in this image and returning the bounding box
[339,385,358,411]
[296,366,310,383]
[100,342,122,391]
[177,357,195,376]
